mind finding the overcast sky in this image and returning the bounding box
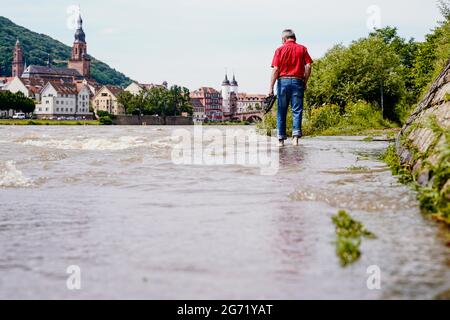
[0,0,443,93]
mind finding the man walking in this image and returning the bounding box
[269,29,313,147]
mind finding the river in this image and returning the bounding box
[0,125,448,299]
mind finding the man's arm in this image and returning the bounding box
[304,63,312,89]
[269,67,279,96]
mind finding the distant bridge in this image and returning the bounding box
[228,111,264,123]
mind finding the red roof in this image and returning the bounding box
[45,82,79,95]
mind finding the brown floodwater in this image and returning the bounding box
[0,125,448,299]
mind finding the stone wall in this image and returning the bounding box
[112,115,193,126]
[397,59,450,188]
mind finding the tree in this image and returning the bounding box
[306,36,405,121]
[0,91,35,114]
[412,2,450,96]
[438,0,450,21]
[118,86,193,117]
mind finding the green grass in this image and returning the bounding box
[332,210,376,267]
[444,93,450,102]
[0,119,99,125]
[381,119,450,225]
[347,165,371,172]
[379,144,414,184]
[257,101,398,137]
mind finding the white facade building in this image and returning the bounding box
[35,82,91,119]
[4,77,45,101]
[125,82,168,96]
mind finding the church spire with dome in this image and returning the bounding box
[231,74,238,86]
[222,73,230,86]
[68,11,91,78]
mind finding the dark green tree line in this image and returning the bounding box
[117,85,193,117]
[0,91,35,114]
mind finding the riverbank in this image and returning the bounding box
[0,119,100,125]
[389,60,450,226]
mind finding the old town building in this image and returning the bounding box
[92,85,125,115]
[4,77,46,101]
[190,87,223,121]
[237,93,265,113]
[124,81,168,95]
[35,81,91,119]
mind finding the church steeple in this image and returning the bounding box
[68,12,91,78]
[222,73,230,86]
[12,38,24,77]
[74,14,86,44]
[231,74,238,86]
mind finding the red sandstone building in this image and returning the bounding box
[189,87,223,121]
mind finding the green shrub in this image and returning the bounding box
[99,116,113,125]
[259,101,396,137]
[257,102,293,137]
[96,110,112,118]
[303,104,341,135]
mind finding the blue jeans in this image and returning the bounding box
[277,78,305,140]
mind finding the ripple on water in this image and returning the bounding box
[289,174,418,212]
[0,161,34,188]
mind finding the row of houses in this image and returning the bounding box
[0,76,170,119]
[189,74,266,122]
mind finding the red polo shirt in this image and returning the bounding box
[271,40,313,79]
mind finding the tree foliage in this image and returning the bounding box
[412,7,450,96]
[117,86,193,116]
[0,91,35,113]
[0,16,131,87]
[306,1,450,124]
[306,34,406,121]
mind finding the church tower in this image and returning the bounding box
[230,74,238,94]
[229,74,238,115]
[68,14,91,78]
[12,39,24,77]
[221,74,231,113]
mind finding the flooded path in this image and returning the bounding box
[0,126,448,299]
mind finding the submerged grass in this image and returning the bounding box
[347,165,371,173]
[332,210,376,266]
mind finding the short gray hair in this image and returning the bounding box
[282,29,296,40]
